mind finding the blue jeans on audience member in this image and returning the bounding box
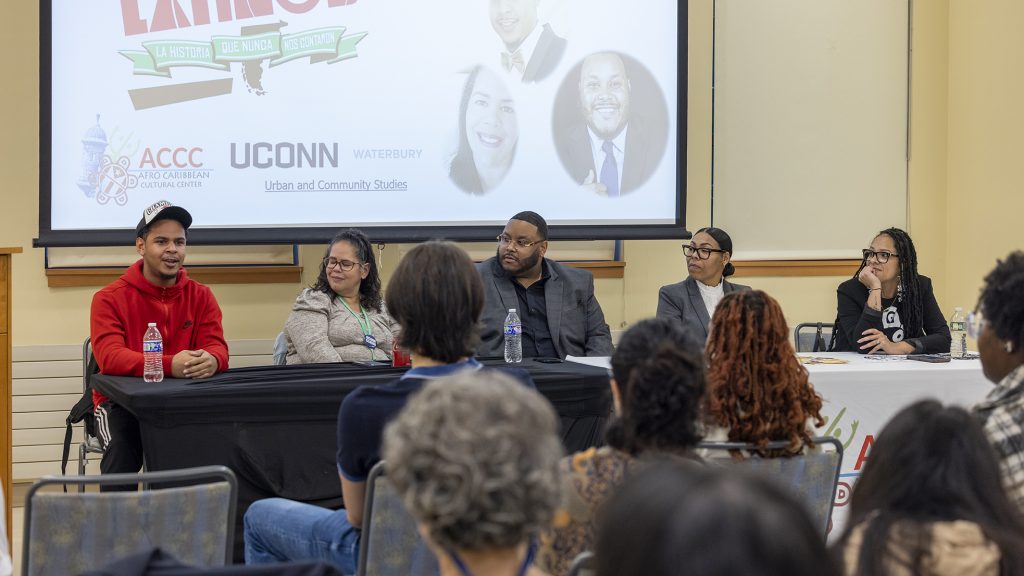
[244,497,360,573]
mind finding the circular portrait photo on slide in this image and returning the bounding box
[552,51,668,198]
[448,66,519,195]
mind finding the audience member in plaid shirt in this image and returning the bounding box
[972,251,1024,510]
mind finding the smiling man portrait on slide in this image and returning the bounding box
[556,51,664,197]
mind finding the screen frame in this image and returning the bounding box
[36,1,689,247]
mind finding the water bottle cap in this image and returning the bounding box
[509,308,516,313]
[148,322,157,326]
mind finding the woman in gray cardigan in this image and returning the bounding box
[284,229,400,364]
[656,227,750,340]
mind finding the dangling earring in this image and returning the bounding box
[1008,341,1016,353]
[897,276,903,303]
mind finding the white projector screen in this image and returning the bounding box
[38,0,686,246]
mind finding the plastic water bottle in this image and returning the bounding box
[949,307,967,359]
[504,308,522,363]
[143,322,164,382]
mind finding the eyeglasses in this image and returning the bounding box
[683,244,727,260]
[323,257,363,271]
[497,234,544,248]
[967,310,987,340]
[862,249,899,264]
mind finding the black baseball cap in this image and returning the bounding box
[136,200,192,238]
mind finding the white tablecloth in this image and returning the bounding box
[804,352,993,536]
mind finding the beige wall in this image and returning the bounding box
[2,1,1018,347]
[946,0,1024,313]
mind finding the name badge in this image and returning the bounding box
[364,334,377,349]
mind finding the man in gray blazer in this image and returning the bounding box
[476,211,613,358]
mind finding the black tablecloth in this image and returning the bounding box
[93,359,610,561]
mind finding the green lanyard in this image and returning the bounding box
[339,297,377,360]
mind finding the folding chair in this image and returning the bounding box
[567,551,595,576]
[356,461,439,576]
[696,436,843,537]
[793,323,834,353]
[22,465,237,576]
[78,337,104,480]
[273,331,289,365]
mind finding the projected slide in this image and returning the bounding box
[42,0,683,245]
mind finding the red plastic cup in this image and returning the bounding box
[391,340,411,367]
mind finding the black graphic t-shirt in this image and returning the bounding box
[879,297,905,343]
[833,277,953,354]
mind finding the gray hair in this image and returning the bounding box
[382,370,563,551]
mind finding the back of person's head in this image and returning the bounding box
[385,241,483,363]
[382,370,562,553]
[594,462,838,576]
[606,317,705,456]
[705,290,824,455]
[979,250,1024,353]
[838,400,1024,574]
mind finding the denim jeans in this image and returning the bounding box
[244,497,360,574]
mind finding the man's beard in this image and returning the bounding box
[497,247,541,277]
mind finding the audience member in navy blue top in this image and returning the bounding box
[244,240,488,573]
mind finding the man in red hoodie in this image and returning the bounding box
[91,200,229,482]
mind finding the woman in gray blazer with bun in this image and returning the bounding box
[656,227,750,340]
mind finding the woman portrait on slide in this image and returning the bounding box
[449,66,519,194]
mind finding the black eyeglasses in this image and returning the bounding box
[683,244,727,260]
[862,249,899,264]
[497,234,544,248]
[323,257,363,271]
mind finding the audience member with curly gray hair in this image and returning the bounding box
[383,370,563,576]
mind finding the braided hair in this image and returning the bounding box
[706,290,824,456]
[829,227,923,350]
[978,251,1024,352]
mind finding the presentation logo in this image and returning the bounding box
[78,115,139,206]
[117,3,367,109]
[77,115,214,205]
[229,142,339,169]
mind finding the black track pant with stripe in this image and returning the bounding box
[94,401,143,491]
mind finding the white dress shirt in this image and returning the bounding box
[697,278,725,318]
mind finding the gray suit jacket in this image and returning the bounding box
[476,257,613,358]
[656,276,751,340]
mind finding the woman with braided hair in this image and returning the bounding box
[972,251,1024,510]
[832,227,951,354]
[539,317,706,575]
[704,290,825,456]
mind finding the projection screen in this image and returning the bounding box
[38,0,686,246]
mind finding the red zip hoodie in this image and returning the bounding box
[91,260,229,408]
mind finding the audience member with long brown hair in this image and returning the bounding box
[704,290,824,455]
[835,400,1024,575]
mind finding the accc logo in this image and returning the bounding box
[139,147,203,169]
